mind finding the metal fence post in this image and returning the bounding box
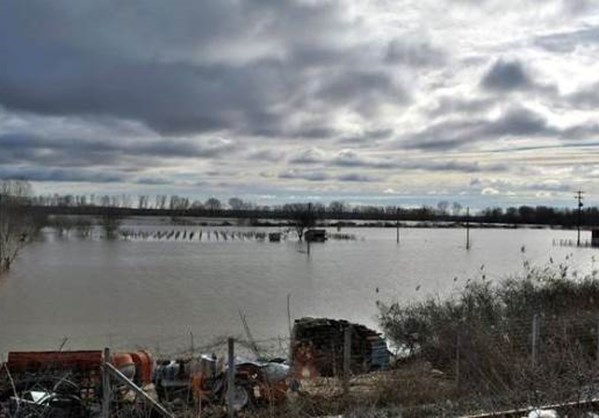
[456,328,461,391]
[102,347,111,418]
[596,315,599,362]
[343,326,351,397]
[532,314,540,367]
[227,338,235,418]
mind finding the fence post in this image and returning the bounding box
[596,316,599,362]
[455,328,461,392]
[343,326,351,397]
[102,347,111,418]
[532,314,540,367]
[227,338,235,418]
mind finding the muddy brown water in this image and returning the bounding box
[0,223,595,357]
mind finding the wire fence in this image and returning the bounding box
[5,314,599,417]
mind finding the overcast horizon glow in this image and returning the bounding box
[1,0,599,208]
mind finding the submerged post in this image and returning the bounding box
[227,338,235,418]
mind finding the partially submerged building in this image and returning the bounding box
[304,229,327,242]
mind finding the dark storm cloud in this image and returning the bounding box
[314,70,407,115]
[529,181,571,192]
[428,97,496,117]
[0,166,126,183]
[0,0,411,138]
[135,177,173,185]
[247,149,286,162]
[333,156,508,173]
[384,39,446,67]
[278,170,330,182]
[400,107,556,150]
[405,160,508,173]
[534,24,599,53]
[337,128,394,145]
[0,133,237,167]
[337,173,380,182]
[278,169,379,183]
[481,60,533,92]
[564,81,599,110]
[288,149,326,165]
[287,149,508,174]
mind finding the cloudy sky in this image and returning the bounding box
[1,0,599,207]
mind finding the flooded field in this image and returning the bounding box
[0,222,596,356]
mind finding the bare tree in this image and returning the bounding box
[0,180,38,272]
[155,194,167,210]
[452,201,463,216]
[328,201,346,216]
[437,200,450,216]
[283,202,321,241]
[138,195,149,209]
[99,215,121,240]
[228,197,244,210]
[205,197,222,211]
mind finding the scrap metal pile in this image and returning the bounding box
[0,318,389,417]
[0,351,292,417]
[0,350,154,418]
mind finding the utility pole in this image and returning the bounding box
[575,190,584,247]
[466,207,471,250]
[396,207,400,244]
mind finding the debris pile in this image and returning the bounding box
[291,318,390,379]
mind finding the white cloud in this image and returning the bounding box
[0,0,598,206]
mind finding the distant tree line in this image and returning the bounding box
[25,193,599,227]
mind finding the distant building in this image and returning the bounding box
[304,229,326,242]
[592,229,599,247]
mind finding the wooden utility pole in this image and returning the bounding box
[576,190,584,247]
[396,207,400,244]
[466,207,471,250]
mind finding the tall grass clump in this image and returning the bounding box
[378,260,599,409]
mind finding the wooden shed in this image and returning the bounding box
[291,317,389,378]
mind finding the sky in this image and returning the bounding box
[1,0,599,208]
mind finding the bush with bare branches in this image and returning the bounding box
[0,180,42,273]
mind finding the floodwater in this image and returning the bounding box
[0,222,596,357]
